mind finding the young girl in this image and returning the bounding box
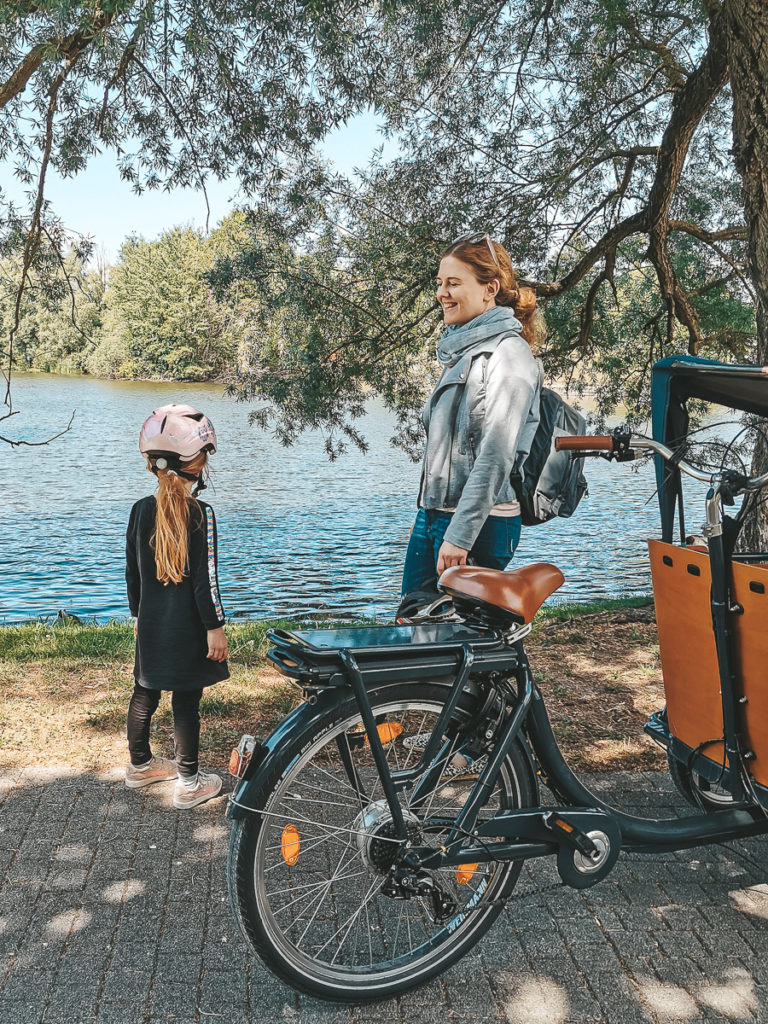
[125,403,229,809]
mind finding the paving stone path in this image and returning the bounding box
[0,767,767,1024]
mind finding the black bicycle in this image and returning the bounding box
[226,357,768,1002]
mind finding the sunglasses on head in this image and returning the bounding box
[452,231,501,269]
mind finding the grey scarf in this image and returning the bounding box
[437,305,524,367]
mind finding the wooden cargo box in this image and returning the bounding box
[649,539,768,786]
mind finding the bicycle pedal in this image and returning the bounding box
[543,810,622,889]
[543,812,600,856]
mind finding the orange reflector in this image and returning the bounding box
[281,825,300,866]
[364,722,404,745]
[456,863,479,885]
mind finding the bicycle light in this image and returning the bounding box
[229,734,258,779]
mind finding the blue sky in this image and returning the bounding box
[3,110,392,264]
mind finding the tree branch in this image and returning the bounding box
[0,410,76,447]
[40,226,95,350]
[578,250,617,350]
[668,219,747,242]
[644,6,729,352]
[3,14,101,432]
[531,6,730,363]
[133,58,211,231]
[618,12,689,88]
[0,9,115,110]
[531,211,647,297]
[100,1,154,127]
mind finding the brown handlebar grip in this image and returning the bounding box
[555,435,615,452]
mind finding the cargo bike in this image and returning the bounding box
[226,356,768,1001]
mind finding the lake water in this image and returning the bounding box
[1,373,716,624]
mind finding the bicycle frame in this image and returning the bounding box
[230,617,768,893]
[229,357,768,895]
[224,358,768,1003]
[346,638,768,883]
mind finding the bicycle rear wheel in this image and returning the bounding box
[228,679,536,1001]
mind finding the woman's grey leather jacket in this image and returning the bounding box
[418,307,542,551]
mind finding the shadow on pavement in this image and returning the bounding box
[0,767,766,1023]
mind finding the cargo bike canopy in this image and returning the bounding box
[651,355,768,543]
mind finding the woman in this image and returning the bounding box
[401,233,543,597]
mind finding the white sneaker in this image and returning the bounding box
[173,771,222,809]
[125,756,178,789]
[443,754,487,781]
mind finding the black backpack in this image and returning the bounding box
[510,387,589,526]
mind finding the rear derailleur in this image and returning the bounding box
[382,867,458,924]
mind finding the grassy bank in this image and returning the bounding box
[0,598,665,774]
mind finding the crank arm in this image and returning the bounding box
[412,807,623,889]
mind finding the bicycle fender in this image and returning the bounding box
[226,677,539,820]
[227,687,343,820]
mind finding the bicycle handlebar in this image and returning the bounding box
[555,433,768,492]
[555,435,614,452]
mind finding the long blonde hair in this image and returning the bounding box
[150,452,208,584]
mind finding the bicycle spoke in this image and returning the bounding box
[266,868,367,902]
[241,692,530,990]
[295,846,354,947]
[301,760,370,802]
[320,875,383,962]
[282,792,361,810]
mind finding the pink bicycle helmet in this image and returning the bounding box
[139,405,217,491]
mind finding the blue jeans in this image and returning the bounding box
[401,508,521,596]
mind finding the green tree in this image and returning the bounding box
[0,246,105,373]
[6,0,768,485]
[213,1,766,470]
[91,225,233,379]
[0,0,415,440]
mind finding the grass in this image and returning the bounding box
[537,594,653,624]
[0,618,304,664]
[0,598,664,774]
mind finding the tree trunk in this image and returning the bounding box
[726,0,768,550]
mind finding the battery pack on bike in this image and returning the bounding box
[265,622,518,694]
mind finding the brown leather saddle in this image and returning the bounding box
[439,563,565,625]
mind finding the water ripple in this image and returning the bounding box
[1,374,719,623]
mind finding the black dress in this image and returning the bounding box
[125,495,229,691]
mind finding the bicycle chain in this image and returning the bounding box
[419,878,566,916]
[476,880,566,911]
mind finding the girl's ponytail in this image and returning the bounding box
[151,451,207,584]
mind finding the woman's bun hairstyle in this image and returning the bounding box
[442,237,541,350]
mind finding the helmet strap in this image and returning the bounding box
[167,468,205,495]
[149,455,206,495]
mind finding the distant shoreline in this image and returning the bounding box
[12,367,228,386]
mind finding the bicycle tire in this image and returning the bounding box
[228,678,537,1001]
[667,749,734,810]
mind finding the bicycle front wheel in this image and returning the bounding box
[228,679,537,1001]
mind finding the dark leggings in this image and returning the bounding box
[127,683,204,778]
